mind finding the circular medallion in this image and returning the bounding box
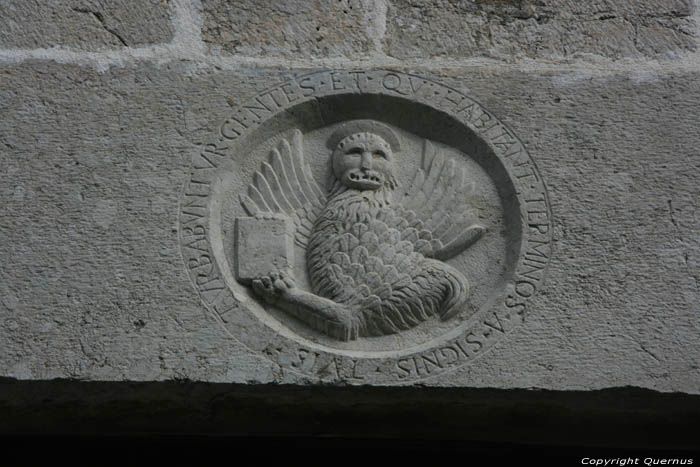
[179,69,552,383]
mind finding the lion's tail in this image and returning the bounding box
[435,261,470,321]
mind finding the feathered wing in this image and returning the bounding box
[397,140,485,260]
[239,129,326,248]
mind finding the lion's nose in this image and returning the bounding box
[360,152,372,170]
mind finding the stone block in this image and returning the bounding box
[200,0,383,58]
[0,0,174,50]
[0,62,697,395]
[384,0,697,60]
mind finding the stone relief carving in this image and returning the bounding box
[235,120,485,341]
[179,69,552,382]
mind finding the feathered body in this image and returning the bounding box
[307,180,468,338]
[240,125,484,341]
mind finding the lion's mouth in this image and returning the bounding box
[345,170,383,189]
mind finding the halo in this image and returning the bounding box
[326,120,401,152]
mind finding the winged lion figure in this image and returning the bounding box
[238,120,485,341]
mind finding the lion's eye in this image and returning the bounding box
[372,151,386,159]
[347,147,362,155]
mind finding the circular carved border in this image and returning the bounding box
[179,69,552,383]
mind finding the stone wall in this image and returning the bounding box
[1,0,699,444]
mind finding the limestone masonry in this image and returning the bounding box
[0,0,698,395]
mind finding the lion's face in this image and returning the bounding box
[332,132,394,191]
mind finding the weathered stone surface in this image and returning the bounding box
[0,61,278,383]
[0,0,173,50]
[0,62,698,393]
[200,0,384,58]
[385,0,697,60]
